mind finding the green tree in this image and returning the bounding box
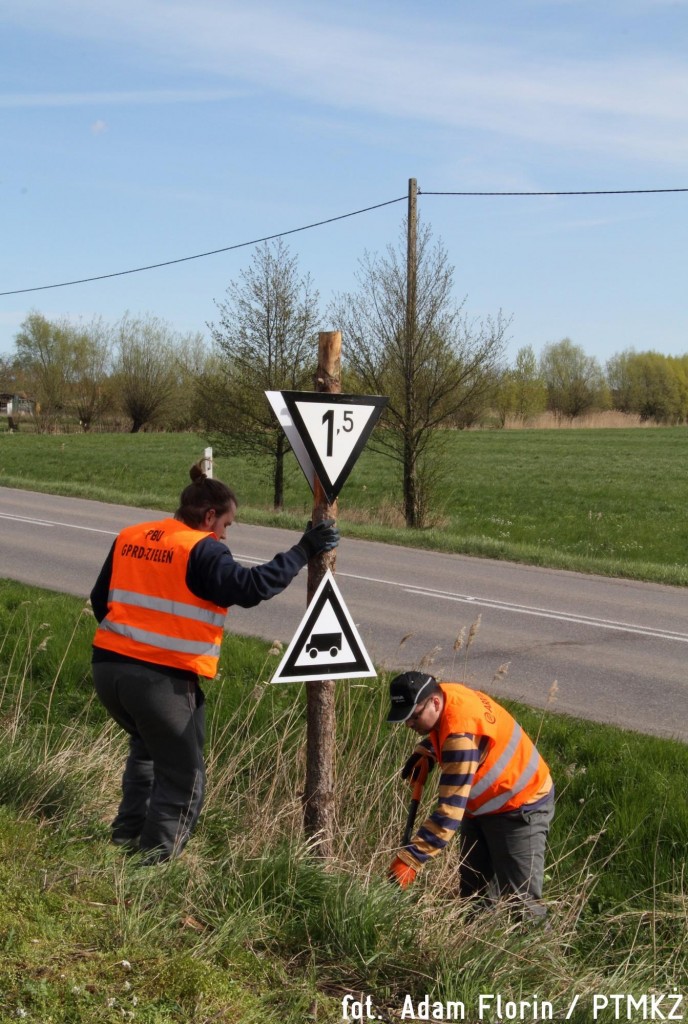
[607,349,686,423]
[495,345,547,426]
[0,353,21,392]
[14,312,74,430]
[203,240,320,509]
[668,355,688,421]
[13,312,116,431]
[331,220,509,527]
[606,349,636,413]
[539,338,608,419]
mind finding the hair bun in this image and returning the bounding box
[189,463,207,484]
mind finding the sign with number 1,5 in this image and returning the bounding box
[273,391,388,503]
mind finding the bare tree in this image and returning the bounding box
[202,240,320,509]
[164,331,212,431]
[331,221,509,527]
[113,314,180,433]
[70,317,115,430]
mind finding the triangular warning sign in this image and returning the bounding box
[265,391,316,491]
[278,391,388,503]
[271,570,377,683]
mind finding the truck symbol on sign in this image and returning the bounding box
[306,631,342,658]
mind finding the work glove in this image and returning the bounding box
[401,750,434,787]
[388,856,417,889]
[298,519,340,558]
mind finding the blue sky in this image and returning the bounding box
[1,0,687,365]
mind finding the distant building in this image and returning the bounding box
[0,392,35,420]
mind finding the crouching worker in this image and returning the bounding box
[90,462,339,865]
[387,672,554,920]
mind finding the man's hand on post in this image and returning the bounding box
[298,519,340,558]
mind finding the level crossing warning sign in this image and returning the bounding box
[266,391,387,503]
[271,569,377,684]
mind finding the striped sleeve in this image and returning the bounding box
[398,733,480,870]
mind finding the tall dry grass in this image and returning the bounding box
[501,410,662,429]
[0,591,685,1021]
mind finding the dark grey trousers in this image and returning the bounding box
[93,661,206,862]
[458,793,555,919]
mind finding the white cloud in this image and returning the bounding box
[90,119,107,134]
[3,0,688,165]
[0,88,247,108]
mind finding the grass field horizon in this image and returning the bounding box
[1,425,687,586]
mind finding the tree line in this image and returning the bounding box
[1,312,207,435]
[2,219,686,527]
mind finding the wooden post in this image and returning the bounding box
[303,330,341,855]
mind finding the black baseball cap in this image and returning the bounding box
[386,672,437,723]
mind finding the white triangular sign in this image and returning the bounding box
[271,570,377,683]
[265,390,316,490]
[278,392,388,503]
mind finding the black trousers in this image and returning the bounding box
[93,660,206,862]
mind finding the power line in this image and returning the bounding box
[0,194,407,297]
[420,187,688,196]
[1,185,686,298]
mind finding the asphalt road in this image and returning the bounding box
[1,485,686,742]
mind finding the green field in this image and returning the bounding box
[1,426,687,584]
[0,581,686,1022]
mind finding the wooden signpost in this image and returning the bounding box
[267,330,387,854]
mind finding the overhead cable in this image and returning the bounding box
[0,195,407,297]
[420,187,688,196]
[1,186,686,297]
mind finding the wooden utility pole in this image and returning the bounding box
[406,177,418,340]
[303,330,341,855]
[404,177,418,527]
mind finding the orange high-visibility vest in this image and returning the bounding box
[429,682,551,815]
[93,517,227,678]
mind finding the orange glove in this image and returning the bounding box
[388,856,417,889]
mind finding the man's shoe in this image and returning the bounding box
[111,835,140,854]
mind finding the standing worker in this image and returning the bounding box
[386,672,554,920]
[90,462,339,864]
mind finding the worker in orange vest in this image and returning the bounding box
[387,672,554,920]
[91,461,338,864]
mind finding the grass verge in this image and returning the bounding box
[0,580,686,1022]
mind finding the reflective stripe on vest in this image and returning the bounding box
[98,618,222,658]
[108,588,227,627]
[470,740,542,815]
[470,722,523,800]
